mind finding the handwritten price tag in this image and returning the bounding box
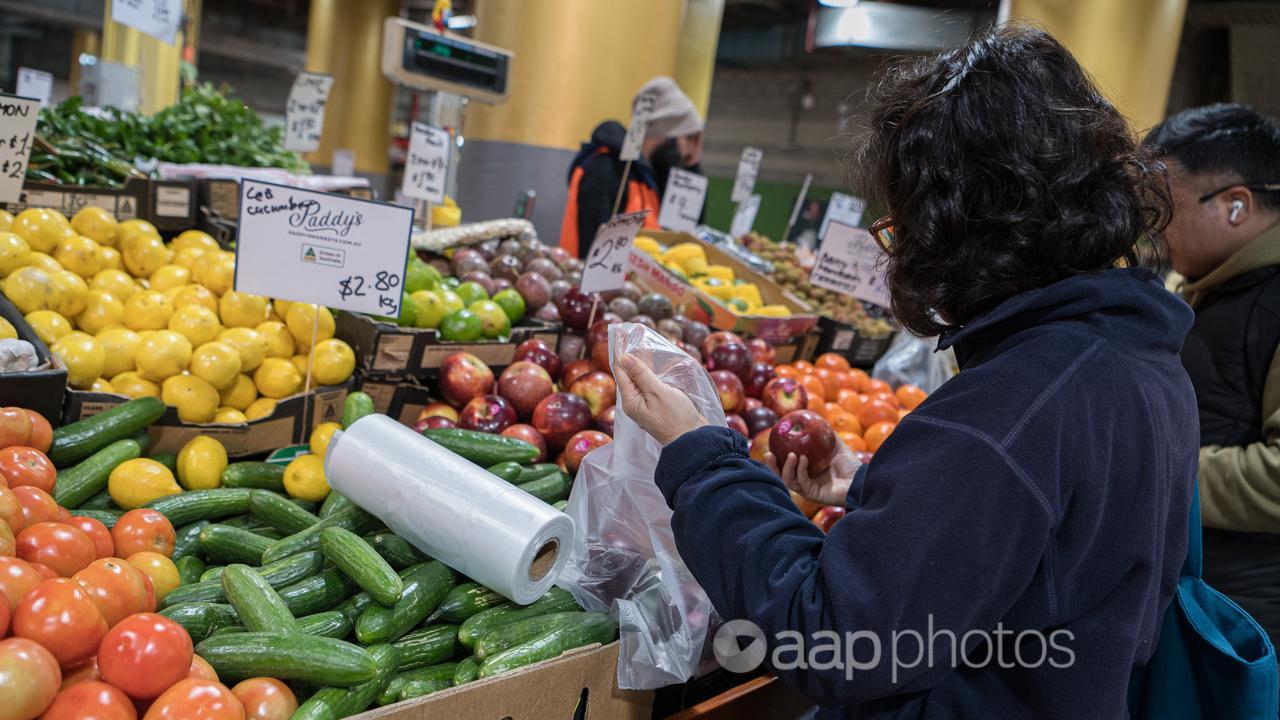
[581,210,649,293]
[809,221,891,308]
[731,147,763,203]
[111,0,183,44]
[730,194,761,238]
[16,69,52,107]
[819,192,866,239]
[284,72,334,153]
[658,168,707,233]
[401,122,450,203]
[0,94,40,204]
[620,90,657,163]
[234,179,413,316]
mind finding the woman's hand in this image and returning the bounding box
[766,442,861,507]
[614,353,708,445]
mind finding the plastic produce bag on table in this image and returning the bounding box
[871,331,957,393]
[558,322,722,690]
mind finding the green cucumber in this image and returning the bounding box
[248,490,320,535]
[199,565,224,582]
[292,499,321,514]
[478,612,617,677]
[76,488,117,510]
[433,582,508,624]
[172,521,210,561]
[397,661,458,684]
[199,524,274,565]
[221,462,286,492]
[148,451,178,474]
[319,492,354,519]
[335,591,373,621]
[391,623,461,670]
[210,626,246,637]
[167,551,322,607]
[297,611,352,639]
[279,569,359,616]
[219,514,280,536]
[516,471,572,504]
[56,439,143,508]
[341,392,375,429]
[475,611,587,659]
[453,655,480,685]
[334,643,399,716]
[486,461,523,482]
[146,488,253,526]
[222,564,300,632]
[552,499,568,511]
[176,555,206,585]
[290,689,342,720]
[320,527,403,606]
[364,532,427,569]
[377,677,406,706]
[70,509,123,528]
[260,505,381,564]
[516,463,562,483]
[355,562,455,645]
[194,632,376,686]
[159,602,239,641]
[399,678,451,700]
[420,428,540,466]
[49,397,165,467]
[458,587,579,648]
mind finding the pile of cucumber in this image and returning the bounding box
[47,396,615,717]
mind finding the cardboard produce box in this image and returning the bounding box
[0,293,67,424]
[812,316,897,369]
[2,177,198,233]
[355,375,433,428]
[353,641,652,720]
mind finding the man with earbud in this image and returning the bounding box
[1147,104,1280,652]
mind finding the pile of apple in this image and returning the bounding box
[427,236,586,324]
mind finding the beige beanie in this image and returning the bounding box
[634,76,703,141]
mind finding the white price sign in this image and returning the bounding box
[332,148,355,178]
[820,192,866,239]
[0,94,40,204]
[658,168,707,233]
[809,221,891,308]
[284,72,334,153]
[401,122,450,203]
[110,0,183,44]
[730,194,761,238]
[581,211,649,293]
[234,180,414,316]
[730,147,763,203]
[620,90,657,163]
[15,69,53,107]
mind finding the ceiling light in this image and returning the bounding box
[818,0,859,7]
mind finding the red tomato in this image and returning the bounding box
[74,558,149,628]
[231,678,296,720]
[55,505,71,521]
[0,591,8,636]
[143,679,244,720]
[60,656,100,689]
[111,510,176,558]
[98,613,193,700]
[69,516,115,559]
[138,571,156,613]
[0,485,22,533]
[23,411,51,454]
[12,578,108,667]
[0,557,39,610]
[42,680,137,720]
[0,520,14,557]
[12,486,58,527]
[0,636,61,719]
[29,561,59,580]
[0,447,55,494]
[16,522,96,577]
[0,408,32,450]
[188,654,219,682]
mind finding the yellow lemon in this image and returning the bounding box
[51,332,105,388]
[171,246,207,271]
[189,341,242,390]
[109,458,181,510]
[3,266,58,314]
[149,264,191,292]
[172,230,219,253]
[283,454,330,501]
[0,210,11,231]
[25,252,62,273]
[194,252,235,296]
[219,373,257,411]
[161,285,185,304]
[244,397,277,421]
[309,339,356,386]
[71,206,119,246]
[255,321,296,359]
[96,326,141,377]
[254,357,303,399]
[273,299,294,320]
[122,290,174,331]
[168,304,222,347]
[213,407,248,424]
[50,270,89,317]
[0,232,30,277]
[176,436,227,490]
[110,371,160,399]
[135,329,192,382]
[290,354,309,375]
[90,269,136,302]
[96,245,123,271]
[285,303,335,351]
[219,291,270,328]
[12,208,75,253]
[161,375,220,423]
[309,422,342,458]
[217,327,267,372]
[123,234,171,278]
[53,235,101,278]
[116,219,159,252]
[24,310,72,346]
[90,377,114,393]
[75,289,125,335]
[171,283,219,313]
[0,317,14,340]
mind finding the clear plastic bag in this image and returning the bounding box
[558,322,722,690]
[871,332,957,393]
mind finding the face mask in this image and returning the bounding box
[651,138,682,193]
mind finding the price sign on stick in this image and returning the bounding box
[0,94,40,204]
[111,0,183,44]
[730,194,761,238]
[620,91,657,163]
[820,192,866,239]
[401,122,450,203]
[284,72,334,153]
[15,69,52,107]
[731,147,763,203]
[581,211,649,293]
[809,221,891,308]
[658,168,708,233]
[234,179,413,316]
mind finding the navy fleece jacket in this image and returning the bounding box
[654,269,1199,719]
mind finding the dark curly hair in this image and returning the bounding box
[852,24,1172,337]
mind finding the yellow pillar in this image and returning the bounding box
[101,0,189,114]
[1004,0,1188,130]
[675,0,725,119]
[69,30,100,98]
[304,0,399,175]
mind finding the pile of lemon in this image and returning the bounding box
[0,206,357,424]
[634,237,792,317]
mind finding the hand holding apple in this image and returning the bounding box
[613,354,708,446]
[765,441,861,508]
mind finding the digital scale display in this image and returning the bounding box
[403,30,508,96]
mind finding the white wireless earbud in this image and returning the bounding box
[1230,200,1245,223]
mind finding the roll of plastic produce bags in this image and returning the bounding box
[324,414,574,604]
[559,322,720,689]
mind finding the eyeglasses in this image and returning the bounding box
[1198,182,1280,203]
[869,215,895,253]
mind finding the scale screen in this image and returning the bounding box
[384,18,511,103]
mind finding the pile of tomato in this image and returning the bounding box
[0,406,294,720]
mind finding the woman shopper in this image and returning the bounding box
[614,25,1197,719]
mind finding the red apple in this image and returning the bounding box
[569,371,617,418]
[439,352,495,408]
[595,404,616,436]
[590,341,612,374]
[744,361,774,398]
[709,369,746,414]
[561,359,594,391]
[749,429,770,463]
[587,320,612,350]
[726,414,749,438]
[701,330,744,358]
[707,342,753,381]
[417,415,456,431]
[532,392,594,451]
[459,394,518,433]
[744,397,763,411]
[556,288,599,331]
[747,338,776,365]
[768,410,838,474]
[563,430,612,474]
[813,506,846,533]
[514,338,562,381]
[417,402,459,423]
[743,406,779,436]
[761,377,808,417]
[501,423,548,462]
[498,361,555,419]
